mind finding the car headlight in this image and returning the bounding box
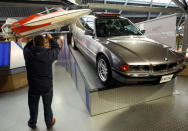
[120,64,130,72]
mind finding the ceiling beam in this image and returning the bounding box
[182,0,188,9]
[177,14,184,27]
[122,13,160,18]
[0,1,65,7]
[157,0,172,17]
[86,3,184,13]
[172,0,186,11]
[148,0,153,20]
[104,0,107,13]
[119,0,129,14]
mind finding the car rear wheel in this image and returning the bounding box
[97,55,112,86]
[71,35,77,49]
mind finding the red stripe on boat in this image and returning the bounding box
[11,14,41,28]
[11,10,64,28]
[12,22,51,34]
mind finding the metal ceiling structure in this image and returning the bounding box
[0,0,74,7]
[74,0,187,25]
[85,3,183,13]
[0,0,186,19]
[0,0,187,24]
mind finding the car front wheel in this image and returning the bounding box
[96,55,112,86]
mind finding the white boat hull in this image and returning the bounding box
[4,9,91,37]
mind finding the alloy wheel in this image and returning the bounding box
[98,59,108,82]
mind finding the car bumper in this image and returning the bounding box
[112,65,185,84]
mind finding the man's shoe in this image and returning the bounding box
[47,118,56,129]
[28,121,36,129]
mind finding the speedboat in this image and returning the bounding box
[1,8,91,38]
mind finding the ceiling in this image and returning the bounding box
[0,0,74,7]
[0,0,186,25]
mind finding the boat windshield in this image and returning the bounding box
[39,8,63,15]
[96,18,142,37]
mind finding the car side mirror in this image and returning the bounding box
[141,30,146,34]
[85,30,94,36]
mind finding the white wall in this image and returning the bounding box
[136,14,177,48]
[10,41,25,69]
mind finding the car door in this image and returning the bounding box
[72,17,87,53]
[83,17,99,63]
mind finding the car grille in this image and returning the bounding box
[153,64,167,72]
[168,62,177,69]
[153,62,177,72]
[130,65,149,71]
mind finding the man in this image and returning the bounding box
[23,33,60,129]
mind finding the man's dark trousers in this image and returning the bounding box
[28,89,53,127]
[24,38,60,127]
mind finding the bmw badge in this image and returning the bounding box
[164,57,168,61]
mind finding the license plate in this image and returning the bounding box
[160,74,174,83]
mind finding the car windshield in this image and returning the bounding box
[96,18,142,37]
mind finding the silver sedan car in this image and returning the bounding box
[70,14,185,85]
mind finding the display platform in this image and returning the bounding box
[59,35,175,116]
[0,41,27,93]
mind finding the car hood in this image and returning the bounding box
[99,36,183,65]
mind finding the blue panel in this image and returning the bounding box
[75,63,78,88]
[0,42,10,66]
[85,88,90,111]
[61,49,64,67]
[69,50,72,76]
[64,39,68,71]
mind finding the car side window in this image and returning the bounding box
[76,17,85,30]
[84,18,94,31]
[77,17,94,32]
[80,17,86,26]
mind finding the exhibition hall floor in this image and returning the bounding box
[1,64,188,131]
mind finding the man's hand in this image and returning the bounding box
[46,33,53,39]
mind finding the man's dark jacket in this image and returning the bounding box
[23,39,60,94]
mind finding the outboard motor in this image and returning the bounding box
[1,18,17,40]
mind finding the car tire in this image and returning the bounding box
[71,35,77,49]
[96,55,112,86]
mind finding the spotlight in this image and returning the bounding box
[60,36,64,39]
